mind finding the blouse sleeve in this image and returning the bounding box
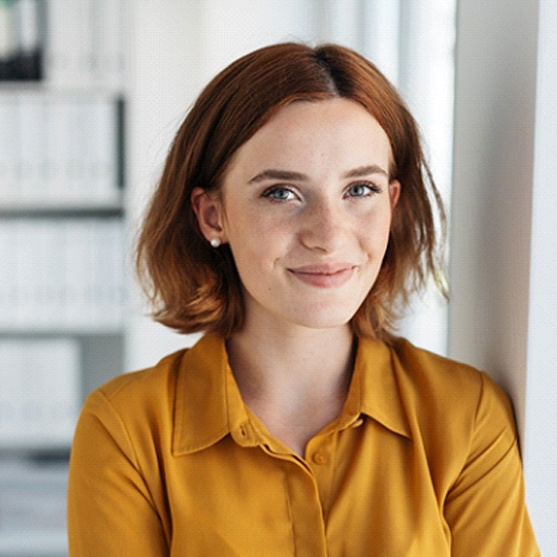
[67,390,169,557]
[444,373,540,556]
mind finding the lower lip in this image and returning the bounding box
[289,267,355,288]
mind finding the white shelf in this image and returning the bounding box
[0,531,67,556]
[0,197,124,215]
[0,436,73,454]
[0,325,124,336]
[0,81,125,99]
[0,461,68,556]
[0,327,124,337]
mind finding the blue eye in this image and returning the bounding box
[346,183,381,198]
[262,187,297,201]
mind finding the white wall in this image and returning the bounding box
[523,0,557,547]
[450,0,538,434]
[450,0,556,551]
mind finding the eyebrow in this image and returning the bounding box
[248,169,308,184]
[248,164,388,184]
[343,164,389,179]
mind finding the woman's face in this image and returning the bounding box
[195,98,399,333]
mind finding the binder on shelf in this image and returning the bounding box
[0,460,68,552]
[0,337,80,447]
[83,97,119,199]
[0,0,17,80]
[0,0,43,81]
[44,0,91,86]
[0,93,123,203]
[17,94,46,198]
[13,0,43,80]
[44,92,72,199]
[0,465,68,531]
[0,95,20,199]
[66,99,87,200]
[1,0,125,85]
[0,223,17,322]
[0,218,125,331]
[91,218,126,325]
[31,220,57,325]
[13,219,37,327]
[63,220,93,328]
[45,0,124,88]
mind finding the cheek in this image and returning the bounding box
[225,220,286,274]
[225,207,290,251]
[359,206,394,249]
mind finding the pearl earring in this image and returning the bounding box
[210,237,221,248]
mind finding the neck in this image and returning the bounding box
[226,321,355,407]
[225,317,358,456]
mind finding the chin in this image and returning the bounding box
[288,309,357,331]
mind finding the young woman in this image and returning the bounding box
[68,43,539,556]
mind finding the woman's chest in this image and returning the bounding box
[162,425,451,556]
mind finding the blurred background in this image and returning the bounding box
[0,0,554,555]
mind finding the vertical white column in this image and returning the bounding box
[125,0,205,370]
[449,0,539,430]
[450,0,557,551]
[523,0,557,549]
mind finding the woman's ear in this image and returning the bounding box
[191,187,226,244]
[389,180,401,210]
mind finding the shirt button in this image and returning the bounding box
[312,452,328,465]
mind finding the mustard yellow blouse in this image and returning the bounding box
[67,334,539,556]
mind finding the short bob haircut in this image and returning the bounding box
[136,42,446,341]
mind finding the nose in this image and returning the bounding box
[298,197,348,253]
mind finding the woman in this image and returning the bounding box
[68,43,539,556]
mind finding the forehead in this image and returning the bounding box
[226,98,393,178]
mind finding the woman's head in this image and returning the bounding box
[136,42,446,340]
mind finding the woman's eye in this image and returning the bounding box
[262,187,297,201]
[346,183,381,198]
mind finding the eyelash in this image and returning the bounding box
[261,182,382,203]
[261,186,297,202]
[344,182,383,198]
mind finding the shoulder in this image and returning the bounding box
[98,349,187,399]
[72,348,190,471]
[389,337,510,413]
[81,348,188,425]
[385,338,516,452]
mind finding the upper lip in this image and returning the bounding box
[288,263,356,275]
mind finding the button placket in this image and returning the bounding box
[306,433,337,519]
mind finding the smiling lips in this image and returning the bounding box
[288,263,357,288]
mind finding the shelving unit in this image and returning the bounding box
[0,460,68,557]
[0,1,127,555]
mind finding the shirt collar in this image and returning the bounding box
[173,333,410,455]
[345,337,411,439]
[173,333,256,455]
